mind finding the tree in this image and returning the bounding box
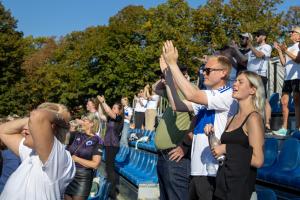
[0,2,25,116]
[0,0,292,116]
[284,6,300,28]
[192,0,283,52]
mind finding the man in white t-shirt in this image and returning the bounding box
[161,40,237,200]
[246,30,272,132]
[273,26,300,136]
[0,103,76,200]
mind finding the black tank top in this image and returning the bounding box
[223,111,257,191]
[214,111,258,200]
[221,112,255,147]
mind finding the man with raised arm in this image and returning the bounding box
[161,41,237,200]
[153,62,193,200]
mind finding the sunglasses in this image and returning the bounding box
[203,68,224,75]
[239,36,248,40]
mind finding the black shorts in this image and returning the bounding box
[282,79,300,94]
[259,75,268,98]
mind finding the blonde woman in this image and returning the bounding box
[205,71,265,200]
[144,84,160,131]
[0,103,75,200]
[65,113,102,200]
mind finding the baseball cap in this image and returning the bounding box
[253,29,268,37]
[290,26,300,34]
[240,33,253,41]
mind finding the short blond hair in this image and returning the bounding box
[82,113,100,135]
[206,55,232,80]
[37,102,71,143]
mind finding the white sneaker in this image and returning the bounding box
[272,128,288,136]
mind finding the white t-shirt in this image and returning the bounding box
[124,106,133,123]
[247,44,272,77]
[0,138,76,200]
[134,97,148,112]
[284,42,300,80]
[146,95,160,110]
[191,86,238,176]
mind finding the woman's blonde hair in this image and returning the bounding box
[83,113,100,135]
[37,102,71,143]
[238,71,265,118]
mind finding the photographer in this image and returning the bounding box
[231,33,253,74]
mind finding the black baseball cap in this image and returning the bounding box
[253,29,268,37]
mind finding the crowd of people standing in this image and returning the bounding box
[0,25,299,200]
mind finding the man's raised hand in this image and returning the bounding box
[159,55,168,72]
[162,40,178,67]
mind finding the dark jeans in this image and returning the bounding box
[157,152,191,200]
[105,146,119,199]
[189,176,216,200]
[134,111,145,129]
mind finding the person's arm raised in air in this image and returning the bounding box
[0,118,28,156]
[231,41,248,63]
[274,42,286,66]
[162,40,208,106]
[153,79,165,97]
[280,43,300,64]
[29,109,70,163]
[98,102,107,122]
[247,40,265,58]
[159,55,193,112]
[144,85,151,100]
[246,112,264,168]
[97,95,118,119]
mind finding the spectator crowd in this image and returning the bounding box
[0,26,299,200]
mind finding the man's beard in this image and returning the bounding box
[240,43,247,48]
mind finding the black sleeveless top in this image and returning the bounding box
[214,112,257,200]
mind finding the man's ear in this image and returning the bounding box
[221,69,228,80]
[51,124,56,129]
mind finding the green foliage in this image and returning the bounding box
[284,6,300,28]
[0,2,25,116]
[0,0,294,116]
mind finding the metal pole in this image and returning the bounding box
[274,62,278,93]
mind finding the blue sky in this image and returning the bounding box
[1,0,299,38]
